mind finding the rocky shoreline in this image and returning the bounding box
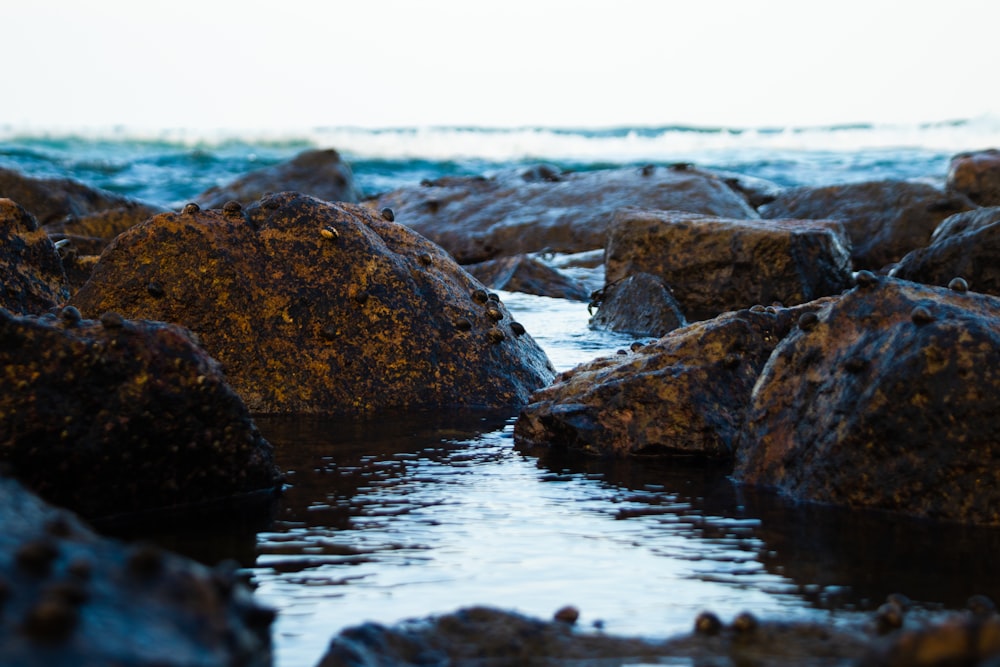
[1,146,1000,664]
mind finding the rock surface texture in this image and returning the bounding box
[196,149,361,208]
[0,198,70,314]
[71,193,555,414]
[463,254,591,301]
[0,308,281,521]
[604,209,852,322]
[588,272,687,337]
[759,180,976,271]
[736,276,1000,525]
[0,475,273,667]
[947,148,1000,206]
[373,164,759,264]
[515,302,828,459]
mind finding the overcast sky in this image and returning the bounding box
[5,0,998,131]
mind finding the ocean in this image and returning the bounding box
[3,119,1000,667]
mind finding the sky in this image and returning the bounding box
[4,0,999,131]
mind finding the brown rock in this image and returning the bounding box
[588,272,686,337]
[947,148,1000,206]
[0,476,273,666]
[0,308,281,521]
[892,209,1000,296]
[0,198,69,314]
[42,200,162,243]
[735,277,1000,525]
[195,149,361,208]
[515,303,828,458]
[373,164,759,264]
[604,208,852,323]
[463,254,591,301]
[71,193,554,414]
[759,180,976,271]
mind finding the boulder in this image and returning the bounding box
[892,209,1000,296]
[515,302,829,459]
[759,180,976,271]
[71,193,555,415]
[604,208,853,323]
[0,307,282,522]
[42,200,163,244]
[195,149,361,208]
[463,254,591,301]
[373,163,759,264]
[0,475,273,666]
[0,198,69,314]
[587,272,686,337]
[735,276,1000,525]
[947,148,1000,206]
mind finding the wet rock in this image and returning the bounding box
[0,475,272,666]
[892,208,1000,296]
[316,605,872,667]
[515,302,829,458]
[196,149,361,208]
[604,208,852,323]
[71,193,555,414]
[947,148,1000,206]
[736,277,1000,525]
[0,308,281,521]
[0,198,70,314]
[463,254,591,301]
[588,272,686,337]
[759,179,976,271]
[862,613,1000,667]
[373,163,758,264]
[42,200,163,244]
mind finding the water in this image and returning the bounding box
[4,120,1000,666]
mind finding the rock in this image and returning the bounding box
[0,307,281,522]
[0,475,273,666]
[735,276,1000,525]
[71,193,555,414]
[42,200,163,244]
[759,180,976,271]
[0,198,70,314]
[947,148,1000,206]
[515,302,829,458]
[588,272,686,337]
[0,166,161,228]
[463,254,591,301]
[892,209,1000,296]
[195,149,361,208]
[373,163,759,264]
[316,605,873,667]
[862,613,1000,667]
[604,208,853,323]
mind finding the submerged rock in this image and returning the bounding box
[892,208,1000,296]
[759,180,976,271]
[604,208,852,323]
[947,148,1000,206]
[515,303,828,459]
[588,272,686,337]
[736,277,1000,525]
[0,198,70,314]
[71,193,555,414]
[0,475,273,666]
[373,163,758,264]
[463,254,591,301]
[0,308,281,522]
[196,149,361,208]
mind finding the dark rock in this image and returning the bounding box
[515,302,830,458]
[316,605,873,667]
[196,149,361,208]
[892,209,1000,296]
[0,198,69,314]
[0,475,272,666]
[947,148,1000,206]
[759,180,977,271]
[42,200,163,243]
[604,208,852,323]
[373,163,759,264]
[71,193,555,414]
[735,277,1000,525]
[463,254,591,301]
[588,272,686,337]
[862,614,1000,667]
[0,308,281,521]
